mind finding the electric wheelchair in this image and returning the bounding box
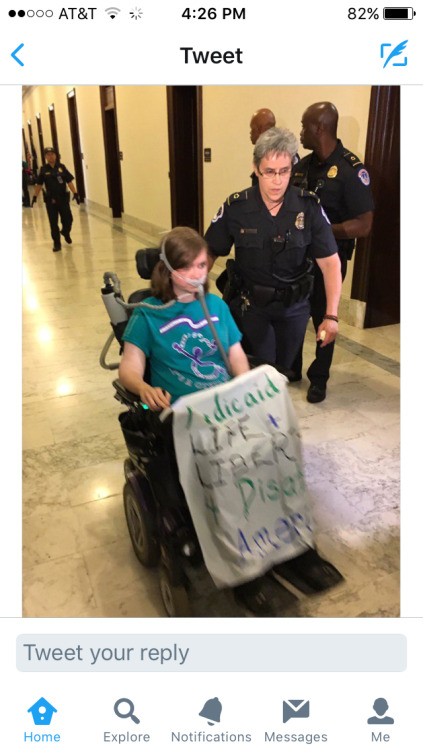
[100,249,343,617]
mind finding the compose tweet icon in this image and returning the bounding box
[283,700,310,723]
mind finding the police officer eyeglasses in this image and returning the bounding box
[258,167,292,180]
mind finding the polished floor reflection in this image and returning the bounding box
[22,202,400,617]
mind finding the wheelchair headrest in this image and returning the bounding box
[136,247,161,280]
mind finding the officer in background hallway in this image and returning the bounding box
[291,102,374,403]
[206,127,342,374]
[249,108,276,186]
[22,161,30,207]
[32,147,80,252]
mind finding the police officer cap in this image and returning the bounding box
[44,146,57,155]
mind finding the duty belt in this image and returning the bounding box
[245,261,315,308]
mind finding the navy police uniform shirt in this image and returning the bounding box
[36,162,74,199]
[291,140,374,234]
[205,183,339,289]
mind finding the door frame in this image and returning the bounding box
[67,88,86,202]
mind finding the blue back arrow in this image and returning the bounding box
[11,43,24,66]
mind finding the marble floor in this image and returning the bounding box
[22,201,400,618]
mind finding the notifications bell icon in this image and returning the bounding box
[199,697,222,725]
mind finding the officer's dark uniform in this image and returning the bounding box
[22,162,30,207]
[205,183,339,369]
[36,161,75,247]
[291,139,375,387]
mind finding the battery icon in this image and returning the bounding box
[383,7,416,18]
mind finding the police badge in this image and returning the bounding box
[295,212,305,230]
[327,165,338,178]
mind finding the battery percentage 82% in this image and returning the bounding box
[348,7,380,19]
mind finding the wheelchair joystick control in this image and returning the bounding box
[101,282,129,325]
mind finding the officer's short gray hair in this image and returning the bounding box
[253,127,299,168]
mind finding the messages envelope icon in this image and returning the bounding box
[283,700,310,723]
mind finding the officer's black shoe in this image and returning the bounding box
[60,230,72,244]
[307,384,326,403]
[52,244,62,252]
[272,549,344,595]
[233,579,273,616]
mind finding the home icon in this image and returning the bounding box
[27,697,57,726]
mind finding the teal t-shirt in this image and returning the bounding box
[122,293,242,403]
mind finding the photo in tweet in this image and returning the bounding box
[22,84,399,618]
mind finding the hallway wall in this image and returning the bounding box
[72,86,109,208]
[115,86,171,230]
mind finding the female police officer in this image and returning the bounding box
[205,128,341,375]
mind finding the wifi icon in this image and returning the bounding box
[105,7,121,18]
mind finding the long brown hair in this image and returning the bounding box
[151,226,210,303]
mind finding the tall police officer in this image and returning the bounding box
[205,127,342,375]
[291,102,374,402]
[32,147,80,252]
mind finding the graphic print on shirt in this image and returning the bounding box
[159,315,228,382]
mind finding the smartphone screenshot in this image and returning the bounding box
[0,0,420,745]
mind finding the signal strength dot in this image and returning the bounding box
[105,7,121,18]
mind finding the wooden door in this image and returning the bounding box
[167,86,203,233]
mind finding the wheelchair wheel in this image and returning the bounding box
[123,458,134,480]
[123,481,160,568]
[159,564,191,618]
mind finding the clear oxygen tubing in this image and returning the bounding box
[109,238,234,377]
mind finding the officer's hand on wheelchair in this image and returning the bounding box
[72,193,80,204]
[139,383,171,412]
[31,196,37,207]
[317,319,338,347]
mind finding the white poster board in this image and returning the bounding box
[172,365,314,588]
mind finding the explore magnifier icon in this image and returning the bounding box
[114,698,140,724]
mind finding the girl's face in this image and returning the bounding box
[171,248,208,296]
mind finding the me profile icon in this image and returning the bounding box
[27,697,57,726]
[367,698,394,725]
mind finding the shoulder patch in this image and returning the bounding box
[226,189,249,206]
[357,168,371,186]
[211,204,224,223]
[301,188,320,204]
[342,149,364,169]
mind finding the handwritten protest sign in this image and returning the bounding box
[172,365,314,588]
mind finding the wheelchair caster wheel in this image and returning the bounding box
[159,564,191,618]
[123,481,160,567]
